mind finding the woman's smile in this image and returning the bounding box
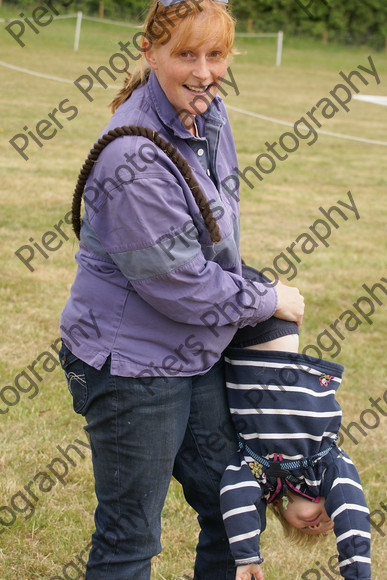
[184,83,213,94]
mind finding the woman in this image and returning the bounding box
[59,0,304,578]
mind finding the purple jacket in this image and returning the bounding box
[60,71,277,379]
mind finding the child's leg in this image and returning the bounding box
[231,317,299,353]
[247,333,299,352]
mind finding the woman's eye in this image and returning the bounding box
[209,51,223,59]
[180,51,194,59]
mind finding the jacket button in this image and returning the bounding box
[197,148,204,157]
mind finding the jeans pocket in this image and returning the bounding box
[59,342,88,415]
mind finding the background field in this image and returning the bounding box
[0,9,386,580]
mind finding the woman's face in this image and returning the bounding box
[278,493,334,536]
[145,12,229,131]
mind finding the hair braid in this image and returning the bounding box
[71,126,221,244]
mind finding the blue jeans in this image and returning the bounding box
[59,342,257,579]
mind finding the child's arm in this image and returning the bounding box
[321,449,371,579]
[220,450,264,571]
[236,563,264,580]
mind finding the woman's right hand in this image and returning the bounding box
[273,280,305,328]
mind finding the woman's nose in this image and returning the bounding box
[192,57,211,81]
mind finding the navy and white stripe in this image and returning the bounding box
[220,453,264,566]
[220,349,371,578]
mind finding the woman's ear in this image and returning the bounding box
[143,39,158,70]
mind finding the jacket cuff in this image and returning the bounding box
[235,555,264,566]
[241,263,278,322]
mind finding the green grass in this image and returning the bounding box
[0,7,386,579]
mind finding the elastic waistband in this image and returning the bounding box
[226,348,344,378]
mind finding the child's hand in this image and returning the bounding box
[236,563,263,580]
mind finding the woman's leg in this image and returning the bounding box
[85,369,197,579]
[60,343,194,580]
[173,359,264,580]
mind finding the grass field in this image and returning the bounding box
[0,7,386,580]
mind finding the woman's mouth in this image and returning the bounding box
[184,84,212,94]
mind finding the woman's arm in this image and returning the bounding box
[83,137,280,330]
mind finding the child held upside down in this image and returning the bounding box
[220,328,371,580]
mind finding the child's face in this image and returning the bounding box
[278,493,334,535]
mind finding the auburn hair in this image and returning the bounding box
[110,0,235,112]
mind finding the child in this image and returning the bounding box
[220,344,371,580]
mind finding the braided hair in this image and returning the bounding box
[71,125,221,244]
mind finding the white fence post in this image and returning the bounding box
[276,30,283,66]
[74,11,83,51]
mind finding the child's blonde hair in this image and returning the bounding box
[110,0,235,112]
[270,500,331,548]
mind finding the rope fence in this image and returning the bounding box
[1,11,283,63]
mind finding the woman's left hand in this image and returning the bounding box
[273,280,305,328]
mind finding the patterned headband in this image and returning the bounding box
[159,0,228,5]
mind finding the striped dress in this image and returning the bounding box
[220,348,371,579]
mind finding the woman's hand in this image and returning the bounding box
[273,280,305,328]
[236,563,264,580]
